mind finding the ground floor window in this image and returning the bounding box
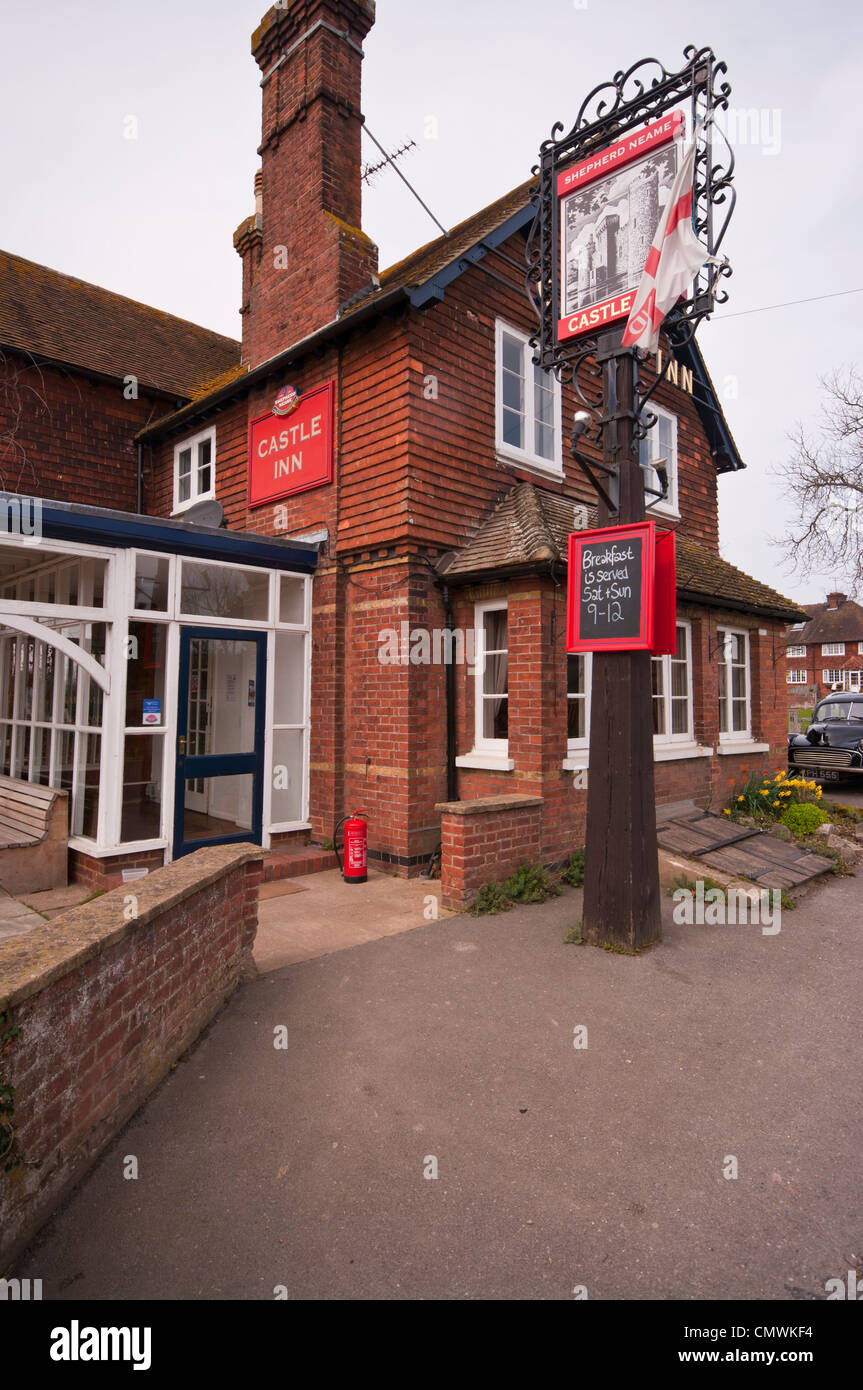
[652,623,693,742]
[786,670,809,684]
[567,653,591,749]
[474,602,509,752]
[717,627,750,739]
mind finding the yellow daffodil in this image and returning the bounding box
[723,808,731,815]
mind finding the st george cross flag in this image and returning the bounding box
[621,129,714,352]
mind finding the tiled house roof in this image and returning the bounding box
[437,481,807,622]
[0,250,240,399]
[784,598,863,646]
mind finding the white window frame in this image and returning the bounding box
[652,621,694,744]
[494,319,563,477]
[717,627,751,741]
[173,425,216,514]
[822,642,845,656]
[786,644,806,659]
[566,651,592,754]
[455,599,512,770]
[786,670,809,685]
[640,403,679,519]
[822,668,843,686]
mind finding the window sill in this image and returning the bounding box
[171,494,216,519]
[563,752,589,770]
[653,741,714,761]
[494,449,564,482]
[717,740,770,756]
[564,743,714,769]
[455,752,515,772]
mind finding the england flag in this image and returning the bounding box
[621,129,715,353]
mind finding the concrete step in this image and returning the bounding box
[262,845,338,882]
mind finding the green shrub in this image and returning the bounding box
[470,882,512,916]
[470,861,562,915]
[780,802,829,837]
[502,861,562,904]
[560,848,586,887]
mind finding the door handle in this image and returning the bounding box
[178,736,186,757]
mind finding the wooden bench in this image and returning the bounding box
[0,776,68,895]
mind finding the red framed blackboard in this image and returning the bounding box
[566,521,676,653]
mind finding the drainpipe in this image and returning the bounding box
[441,579,457,803]
[136,443,143,514]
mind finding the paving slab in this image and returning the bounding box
[12,870,863,1301]
[0,888,45,939]
[253,868,450,972]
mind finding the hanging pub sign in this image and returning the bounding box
[566,520,676,653]
[248,380,334,508]
[557,111,685,346]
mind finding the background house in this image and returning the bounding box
[785,591,863,717]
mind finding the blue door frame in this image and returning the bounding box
[173,626,267,859]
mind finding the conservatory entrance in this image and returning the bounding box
[0,498,318,884]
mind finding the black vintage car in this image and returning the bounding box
[788,692,863,782]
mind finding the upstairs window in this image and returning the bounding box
[640,405,678,517]
[495,320,562,474]
[822,642,845,656]
[786,644,806,658]
[174,427,216,513]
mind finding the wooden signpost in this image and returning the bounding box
[526,49,734,949]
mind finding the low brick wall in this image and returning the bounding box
[0,844,262,1272]
[435,795,544,912]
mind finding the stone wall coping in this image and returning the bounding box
[0,844,264,1013]
[435,795,544,817]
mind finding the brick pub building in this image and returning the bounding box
[0,0,805,907]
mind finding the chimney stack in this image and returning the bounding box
[827,591,847,609]
[234,0,379,368]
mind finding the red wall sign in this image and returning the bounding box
[566,521,676,653]
[248,380,334,508]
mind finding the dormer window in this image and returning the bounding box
[174,426,216,513]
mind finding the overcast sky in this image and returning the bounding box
[2,0,861,603]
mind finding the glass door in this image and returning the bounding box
[173,627,266,859]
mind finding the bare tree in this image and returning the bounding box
[0,350,50,496]
[774,368,863,593]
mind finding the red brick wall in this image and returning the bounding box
[0,845,261,1271]
[0,353,170,510]
[437,796,543,912]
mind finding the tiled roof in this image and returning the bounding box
[437,481,807,621]
[0,250,240,399]
[374,179,534,298]
[785,598,863,645]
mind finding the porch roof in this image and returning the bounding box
[2,495,319,573]
[436,482,807,623]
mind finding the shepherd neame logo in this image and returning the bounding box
[49,1320,152,1371]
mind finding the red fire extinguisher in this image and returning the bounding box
[335,811,368,884]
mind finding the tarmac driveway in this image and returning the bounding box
[15,871,863,1300]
